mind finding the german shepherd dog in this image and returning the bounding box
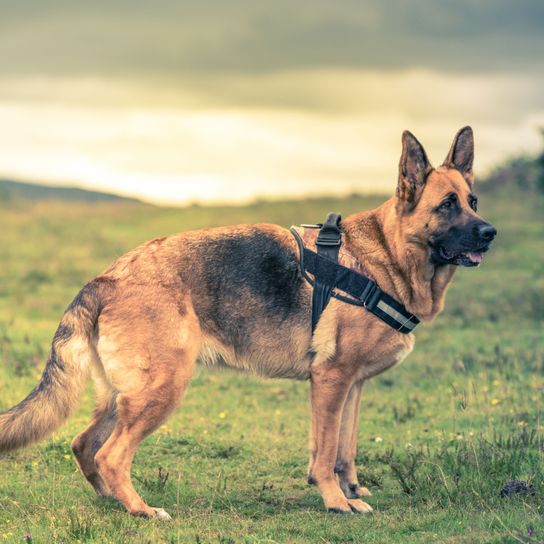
[0,127,496,517]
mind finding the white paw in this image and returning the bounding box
[153,508,172,520]
[347,499,373,514]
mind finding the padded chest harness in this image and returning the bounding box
[290,213,420,335]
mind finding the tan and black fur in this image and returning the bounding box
[0,127,496,517]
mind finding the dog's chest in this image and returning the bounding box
[355,335,414,380]
[312,299,416,381]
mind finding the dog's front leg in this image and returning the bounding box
[308,363,373,514]
[335,380,372,499]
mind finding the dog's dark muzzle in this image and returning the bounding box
[431,220,497,267]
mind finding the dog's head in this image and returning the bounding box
[396,127,496,267]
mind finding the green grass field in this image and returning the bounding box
[0,188,543,543]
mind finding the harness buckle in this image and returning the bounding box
[316,235,342,247]
[360,281,381,310]
[316,212,342,247]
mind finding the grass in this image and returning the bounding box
[0,188,543,543]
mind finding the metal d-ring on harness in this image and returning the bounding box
[290,213,420,335]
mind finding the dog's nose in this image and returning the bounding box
[478,224,497,241]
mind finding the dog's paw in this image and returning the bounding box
[348,483,372,498]
[359,486,372,497]
[340,480,373,499]
[325,495,353,514]
[326,498,373,515]
[152,508,172,520]
[347,499,373,514]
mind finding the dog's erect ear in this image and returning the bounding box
[397,130,432,211]
[442,126,474,186]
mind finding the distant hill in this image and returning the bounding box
[0,179,142,203]
[479,130,544,194]
[1,146,543,207]
[478,156,541,193]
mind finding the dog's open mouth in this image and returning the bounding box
[438,245,489,267]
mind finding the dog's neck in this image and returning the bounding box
[342,199,456,321]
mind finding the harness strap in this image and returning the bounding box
[291,217,420,335]
[311,213,342,331]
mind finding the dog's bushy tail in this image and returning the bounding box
[0,281,106,452]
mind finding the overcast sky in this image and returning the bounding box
[0,1,543,204]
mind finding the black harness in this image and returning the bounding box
[290,213,420,335]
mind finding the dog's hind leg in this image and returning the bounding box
[335,380,372,499]
[71,338,118,496]
[71,394,117,496]
[93,344,196,518]
[92,293,200,518]
[94,386,186,518]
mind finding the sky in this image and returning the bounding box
[0,0,543,205]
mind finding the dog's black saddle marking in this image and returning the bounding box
[291,213,420,335]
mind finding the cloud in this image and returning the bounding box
[0,0,543,77]
[0,1,542,203]
[1,68,542,122]
[0,70,542,204]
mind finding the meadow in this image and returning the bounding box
[0,186,543,543]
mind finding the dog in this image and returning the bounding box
[0,127,496,517]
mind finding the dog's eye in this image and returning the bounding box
[439,195,456,210]
[470,197,478,211]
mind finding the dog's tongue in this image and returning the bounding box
[466,251,483,264]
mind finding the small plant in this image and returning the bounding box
[67,511,95,541]
[392,397,421,424]
[135,466,170,492]
[379,447,425,495]
[377,429,543,507]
